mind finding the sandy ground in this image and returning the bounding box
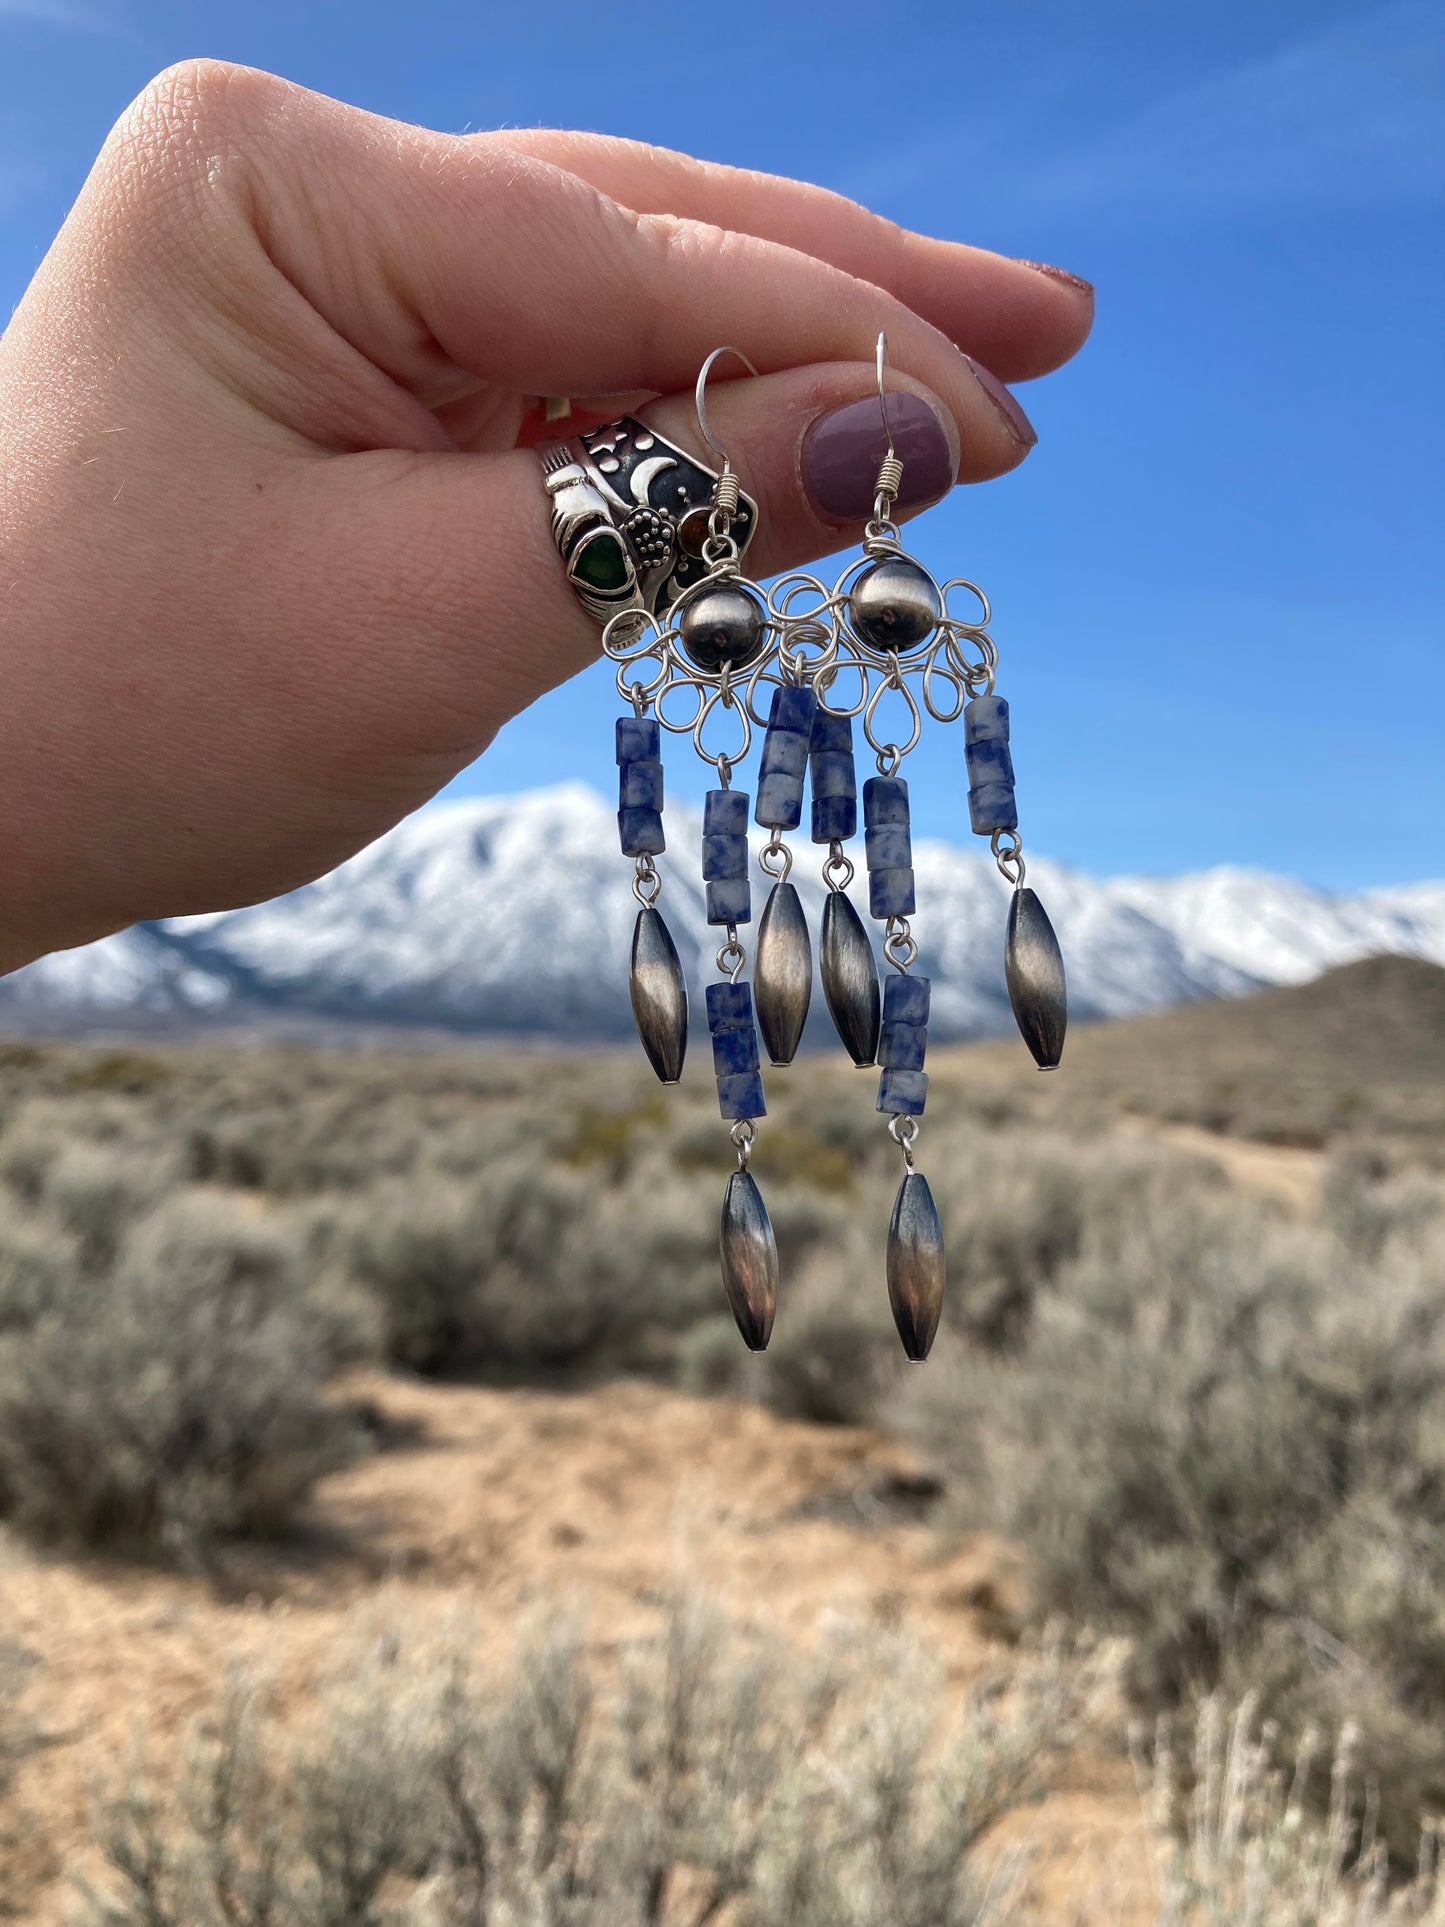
[0,1373,1158,1924]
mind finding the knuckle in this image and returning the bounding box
[107,60,296,190]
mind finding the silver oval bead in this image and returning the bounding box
[1005,887,1067,1070]
[820,890,880,1066]
[754,880,812,1066]
[629,906,688,1085]
[720,1169,777,1351]
[887,1171,945,1362]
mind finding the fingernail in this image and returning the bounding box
[802,390,954,523]
[964,356,1037,449]
[1014,258,1095,299]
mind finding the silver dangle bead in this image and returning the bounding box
[629,906,688,1085]
[754,879,812,1065]
[720,1166,777,1351]
[819,890,880,1066]
[887,1169,945,1361]
[1004,887,1067,1070]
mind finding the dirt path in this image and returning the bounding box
[0,1373,1153,1924]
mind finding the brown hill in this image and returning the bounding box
[957,953,1445,1151]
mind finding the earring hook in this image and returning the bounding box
[695,346,760,472]
[876,331,896,461]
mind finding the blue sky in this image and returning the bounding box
[1,0,1441,888]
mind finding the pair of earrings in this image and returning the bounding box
[605,336,1066,1362]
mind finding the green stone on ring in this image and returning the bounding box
[571,531,633,594]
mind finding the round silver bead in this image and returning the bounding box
[848,558,942,651]
[677,584,767,672]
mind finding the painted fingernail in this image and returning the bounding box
[965,356,1037,449]
[802,390,954,524]
[1014,258,1095,299]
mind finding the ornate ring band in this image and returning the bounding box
[538,415,758,626]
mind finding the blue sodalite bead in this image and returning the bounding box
[707,982,766,1120]
[717,1071,767,1121]
[810,708,853,754]
[706,878,752,926]
[616,716,661,763]
[966,737,1015,788]
[809,708,858,844]
[701,788,749,922]
[758,729,809,782]
[619,760,663,810]
[864,822,912,870]
[863,774,915,921]
[877,1067,928,1116]
[810,753,854,800]
[706,981,753,1029]
[704,789,749,835]
[702,835,747,881]
[618,807,665,856]
[879,975,930,1073]
[869,868,917,918]
[968,783,1019,834]
[863,775,910,824]
[770,685,820,735]
[711,1023,760,1076]
[884,974,931,1027]
[754,684,819,831]
[811,795,855,843]
[964,695,1019,837]
[964,695,1009,745]
[878,1022,926,1070]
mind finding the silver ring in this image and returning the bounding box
[538,415,758,626]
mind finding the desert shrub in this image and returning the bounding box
[1118,1696,1445,1926]
[0,1191,356,1555]
[900,1171,1445,1857]
[76,1595,1112,1927]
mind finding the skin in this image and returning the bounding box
[0,61,1092,974]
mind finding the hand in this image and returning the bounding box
[0,61,1091,972]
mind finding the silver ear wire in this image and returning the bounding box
[874,331,905,515]
[695,345,759,540]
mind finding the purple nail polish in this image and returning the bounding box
[802,391,954,524]
[964,356,1037,449]
[1014,258,1095,299]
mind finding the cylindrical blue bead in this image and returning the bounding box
[810,752,856,801]
[968,784,1019,834]
[865,822,912,870]
[965,737,1015,789]
[878,1022,926,1071]
[706,878,752,926]
[863,776,910,826]
[758,729,809,782]
[809,708,853,755]
[619,760,663,810]
[869,867,916,919]
[618,808,665,857]
[884,974,931,1027]
[812,794,856,843]
[704,789,749,836]
[964,696,1009,746]
[702,834,747,881]
[711,1024,760,1076]
[616,716,661,763]
[877,1068,928,1116]
[756,770,804,831]
[707,982,755,1031]
[768,685,819,736]
[717,1071,767,1121]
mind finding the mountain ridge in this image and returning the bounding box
[0,784,1440,1040]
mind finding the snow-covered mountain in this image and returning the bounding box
[1,784,1441,1040]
